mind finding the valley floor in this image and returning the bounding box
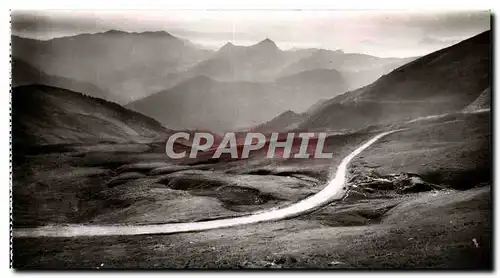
[12,112,492,269]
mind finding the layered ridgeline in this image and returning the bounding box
[253,31,490,133]
[12,31,213,103]
[297,30,491,131]
[126,38,414,131]
[126,70,348,131]
[12,85,171,149]
[188,38,414,89]
[12,32,413,115]
[280,49,416,90]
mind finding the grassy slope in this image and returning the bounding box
[354,111,491,189]
[12,85,170,149]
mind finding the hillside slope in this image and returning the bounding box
[12,85,171,149]
[301,31,491,131]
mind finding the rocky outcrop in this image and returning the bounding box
[348,172,443,194]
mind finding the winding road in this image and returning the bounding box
[13,129,404,238]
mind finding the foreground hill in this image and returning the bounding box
[300,30,491,131]
[12,31,212,103]
[12,85,171,149]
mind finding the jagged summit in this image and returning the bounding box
[250,38,280,52]
[281,109,300,116]
[260,38,274,44]
[255,38,277,46]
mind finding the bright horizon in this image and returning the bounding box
[11,10,491,58]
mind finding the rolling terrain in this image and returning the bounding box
[11,28,492,269]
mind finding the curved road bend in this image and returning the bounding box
[14,129,405,238]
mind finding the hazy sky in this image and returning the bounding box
[11,10,491,57]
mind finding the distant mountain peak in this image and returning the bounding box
[257,38,276,45]
[219,42,236,51]
[104,29,129,35]
[140,30,173,37]
[282,109,299,116]
[252,38,280,50]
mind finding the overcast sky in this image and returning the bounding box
[11,10,490,57]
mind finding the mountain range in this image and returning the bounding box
[126,69,350,131]
[12,31,414,110]
[12,30,212,103]
[12,29,490,135]
[260,30,490,132]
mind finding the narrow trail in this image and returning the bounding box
[13,129,405,238]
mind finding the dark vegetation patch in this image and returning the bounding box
[420,167,491,190]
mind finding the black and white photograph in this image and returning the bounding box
[9,9,492,269]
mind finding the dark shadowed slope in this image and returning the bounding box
[12,58,110,100]
[301,30,491,131]
[11,31,212,103]
[12,85,171,149]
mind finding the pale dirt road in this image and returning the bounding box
[13,129,404,238]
